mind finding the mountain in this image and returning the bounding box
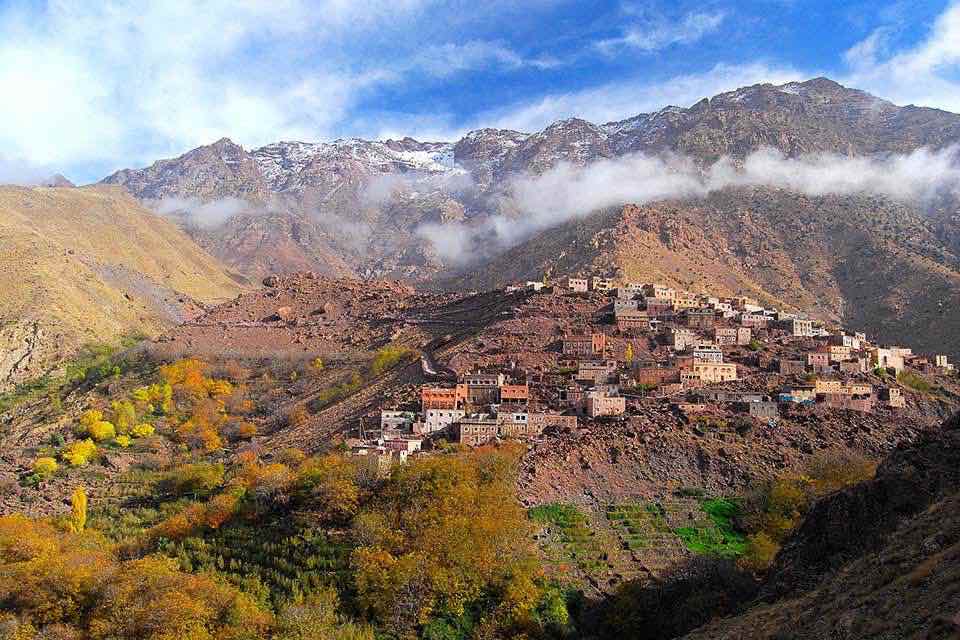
[101,137,470,280]
[449,187,960,360]
[681,412,960,640]
[99,77,960,358]
[0,185,245,389]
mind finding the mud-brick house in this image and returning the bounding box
[558,386,585,410]
[585,391,626,417]
[778,359,806,375]
[562,333,607,356]
[576,360,618,385]
[739,312,769,329]
[692,343,724,364]
[645,297,675,317]
[613,299,640,314]
[664,327,698,351]
[421,385,466,410]
[879,386,906,408]
[830,333,863,349]
[777,318,816,337]
[642,283,676,300]
[871,347,910,374]
[837,358,869,374]
[590,277,613,292]
[421,408,466,433]
[936,355,955,373]
[633,365,680,386]
[692,362,738,383]
[542,414,579,431]
[458,415,500,446]
[500,383,529,404]
[714,326,751,346]
[737,401,780,419]
[823,345,849,362]
[673,292,699,311]
[778,384,816,403]
[806,351,831,372]
[686,307,717,330]
[817,392,874,412]
[616,309,652,332]
[566,277,588,292]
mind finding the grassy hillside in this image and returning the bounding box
[0,185,245,389]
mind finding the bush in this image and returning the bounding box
[897,371,932,393]
[88,421,117,442]
[131,423,155,438]
[159,463,225,498]
[369,345,415,376]
[62,439,97,467]
[32,457,58,479]
[114,435,132,448]
[739,532,780,572]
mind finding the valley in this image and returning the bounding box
[2,74,960,640]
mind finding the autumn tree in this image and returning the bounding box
[294,455,362,525]
[69,487,87,533]
[159,462,225,499]
[350,446,548,637]
[275,588,374,640]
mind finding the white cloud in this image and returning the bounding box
[597,11,727,54]
[842,1,960,111]
[475,62,806,132]
[409,41,559,79]
[151,196,254,228]
[420,145,960,263]
[0,0,442,181]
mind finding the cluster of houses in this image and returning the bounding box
[352,275,955,462]
[351,370,578,462]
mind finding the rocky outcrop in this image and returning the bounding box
[682,413,960,640]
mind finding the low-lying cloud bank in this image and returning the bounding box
[418,145,960,263]
[150,196,252,228]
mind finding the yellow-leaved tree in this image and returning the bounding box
[351,445,547,638]
[70,487,87,534]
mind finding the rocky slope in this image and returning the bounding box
[99,77,960,280]
[0,186,244,389]
[682,413,960,640]
[452,187,960,360]
[98,77,960,359]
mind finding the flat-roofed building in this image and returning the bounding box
[562,333,607,356]
[693,362,738,383]
[585,391,626,417]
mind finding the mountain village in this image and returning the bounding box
[351,275,955,468]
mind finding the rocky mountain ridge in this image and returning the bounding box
[97,77,960,361]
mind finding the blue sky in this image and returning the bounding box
[1,0,959,183]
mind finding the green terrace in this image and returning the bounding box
[531,496,748,581]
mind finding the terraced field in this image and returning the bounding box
[531,496,748,590]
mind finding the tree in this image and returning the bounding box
[131,422,155,438]
[350,447,543,637]
[88,420,117,442]
[70,487,87,534]
[62,439,97,467]
[85,555,272,640]
[275,588,374,640]
[110,400,137,434]
[33,457,58,479]
[159,463,225,499]
[624,343,634,364]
